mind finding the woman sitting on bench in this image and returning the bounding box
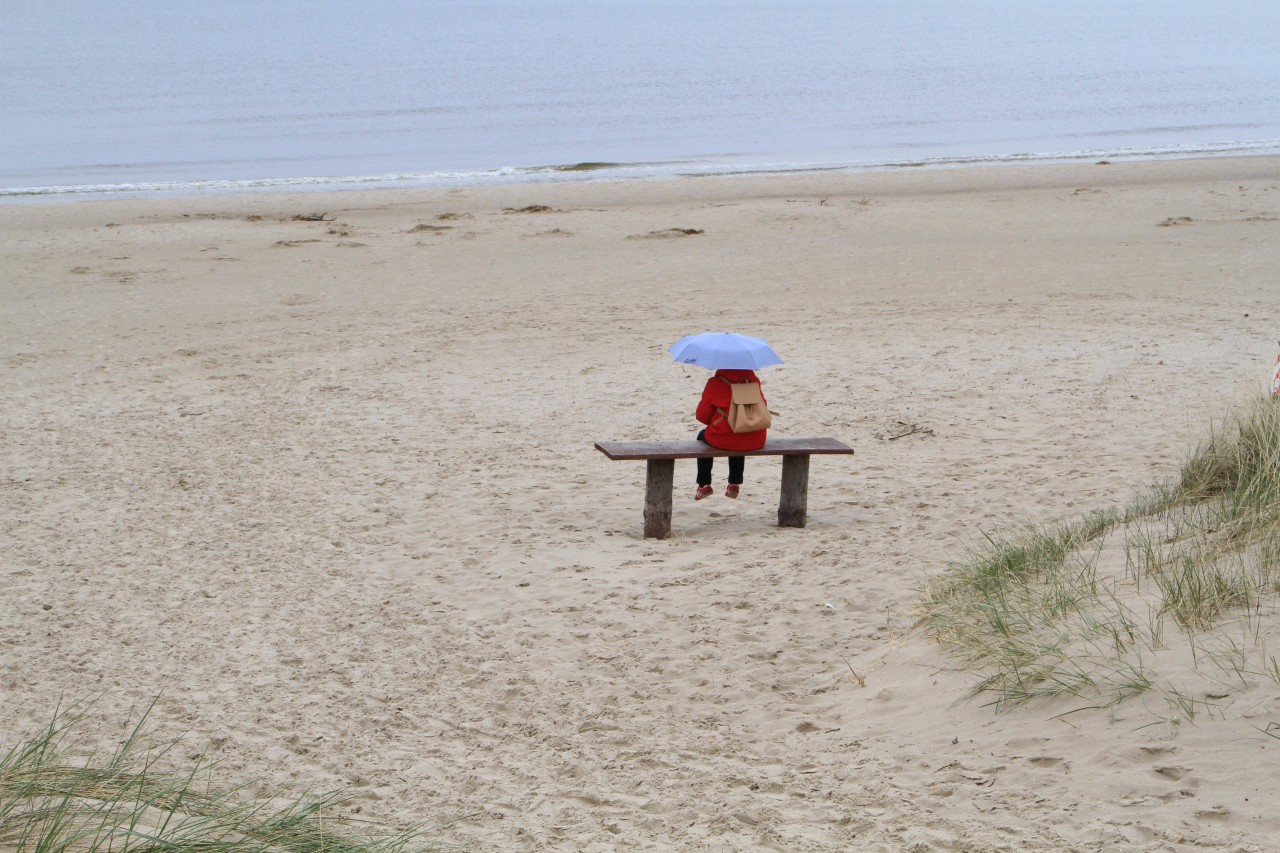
[693,368,769,500]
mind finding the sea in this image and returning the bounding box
[2,0,1278,202]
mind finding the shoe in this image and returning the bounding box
[695,485,714,501]
[725,485,740,499]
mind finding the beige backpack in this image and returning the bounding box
[719,378,772,433]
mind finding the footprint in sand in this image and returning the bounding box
[1026,756,1066,768]
[1152,765,1192,781]
[1195,805,1231,820]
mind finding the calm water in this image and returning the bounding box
[2,0,1278,199]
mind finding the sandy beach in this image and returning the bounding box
[3,156,1279,851]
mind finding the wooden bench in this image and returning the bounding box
[594,437,854,538]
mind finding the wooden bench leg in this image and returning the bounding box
[644,458,675,539]
[778,454,810,528]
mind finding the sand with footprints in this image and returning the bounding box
[3,156,1280,850]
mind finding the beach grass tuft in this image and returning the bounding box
[0,700,444,853]
[921,394,1280,712]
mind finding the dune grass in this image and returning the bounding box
[0,701,443,853]
[921,394,1280,712]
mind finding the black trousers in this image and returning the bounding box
[696,429,744,486]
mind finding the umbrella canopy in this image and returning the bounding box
[669,332,782,370]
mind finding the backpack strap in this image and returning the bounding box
[712,376,733,423]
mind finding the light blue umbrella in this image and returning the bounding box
[669,332,783,370]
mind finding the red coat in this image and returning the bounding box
[696,369,768,451]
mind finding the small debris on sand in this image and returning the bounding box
[626,228,704,240]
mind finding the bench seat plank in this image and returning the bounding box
[595,437,853,461]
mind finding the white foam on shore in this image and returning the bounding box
[4,138,1278,203]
